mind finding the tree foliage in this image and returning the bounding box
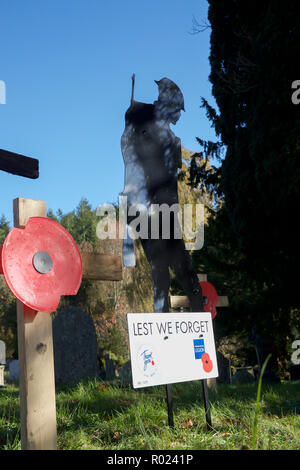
[0,215,10,244]
[207,0,300,298]
[48,198,153,362]
[0,199,154,361]
[0,215,17,357]
[189,0,300,374]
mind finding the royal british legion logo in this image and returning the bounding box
[193,338,205,359]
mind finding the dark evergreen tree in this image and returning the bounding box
[207,0,300,301]
[190,0,300,375]
[0,215,10,243]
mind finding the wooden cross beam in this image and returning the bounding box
[0,149,39,179]
[1,198,122,450]
[81,252,122,281]
[170,274,229,310]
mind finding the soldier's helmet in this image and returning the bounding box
[154,78,185,112]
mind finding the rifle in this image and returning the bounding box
[131,73,135,106]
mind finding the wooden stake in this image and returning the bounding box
[1,198,125,449]
[14,198,57,450]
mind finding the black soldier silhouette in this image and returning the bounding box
[121,75,204,313]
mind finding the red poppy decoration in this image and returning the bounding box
[200,281,218,319]
[1,217,82,312]
[201,352,213,373]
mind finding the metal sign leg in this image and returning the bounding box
[201,379,212,430]
[165,384,174,427]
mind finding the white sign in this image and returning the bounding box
[127,312,218,389]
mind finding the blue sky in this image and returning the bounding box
[0,0,217,225]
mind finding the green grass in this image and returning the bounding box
[0,377,299,450]
[251,354,272,450]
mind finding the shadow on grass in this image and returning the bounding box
[55,380,142,421]
[1,378,299,449]
[0,385,21,449]
[170,380,300,417]
[55,378,300,430]
[0,386,19,400]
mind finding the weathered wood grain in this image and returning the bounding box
[81,252,123,281]
[14,198,57,450]
[170,295,229,309]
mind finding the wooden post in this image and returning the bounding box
[206,377,217,390]
[14,198,57,450]
[6,198,124,449]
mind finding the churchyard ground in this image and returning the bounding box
[0,376,299,450]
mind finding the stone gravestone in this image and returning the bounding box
[118,360,132,385]
[9,360,19,382]
[53,306,99,385]
[216,351,232,384]
[104,353,116,381]
[97,348,116,381]
[248,328,279,382]
[0,340,5,365]
[0,340,6,386]
[207,351,232,389]
[289,365,300,380]
[232,366,256,384]
[97,348,106,379]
